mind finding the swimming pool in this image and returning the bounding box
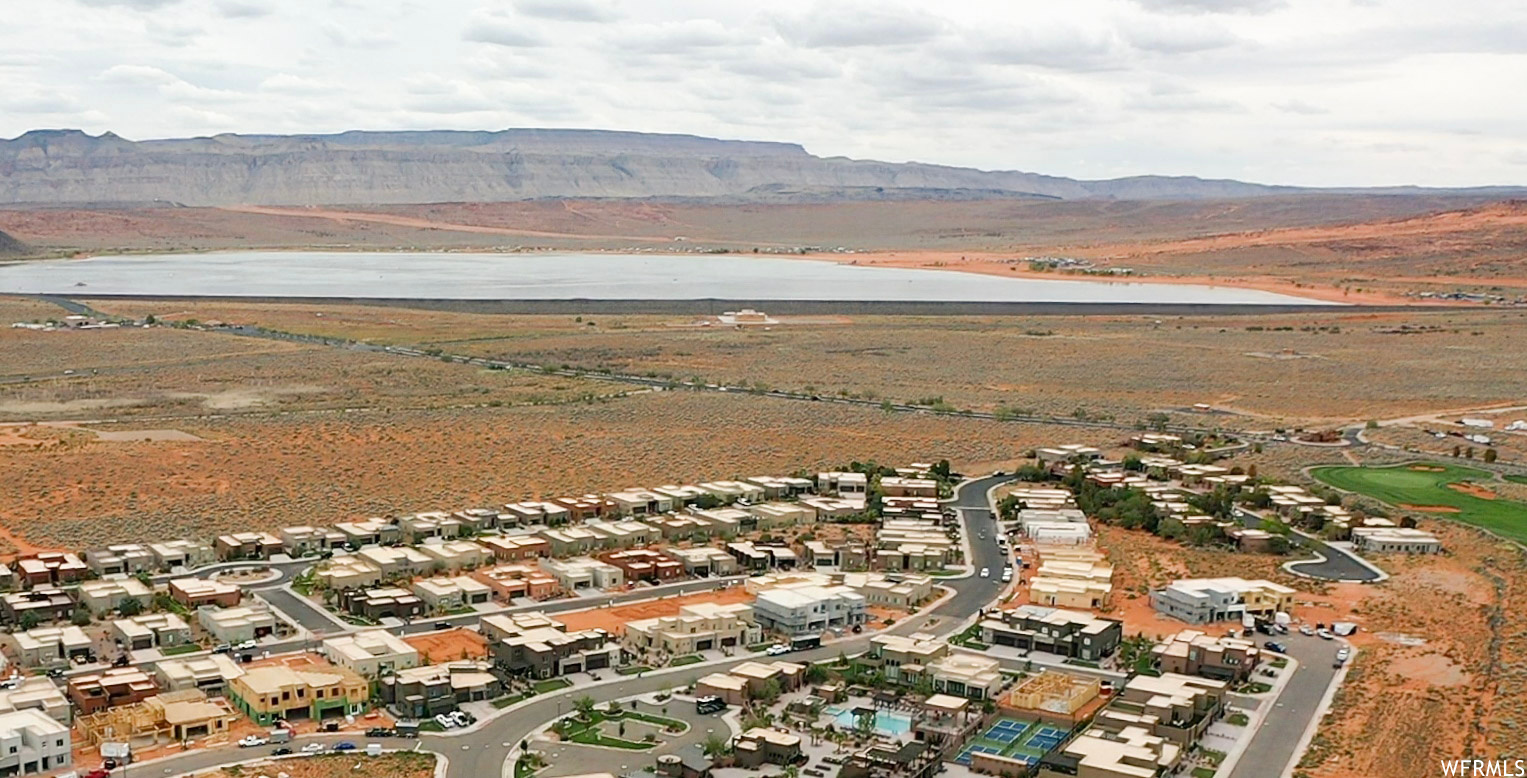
[824,707,913,737]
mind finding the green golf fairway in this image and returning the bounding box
[1311,462,1527,544]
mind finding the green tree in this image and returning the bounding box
[574,696,596,718]
[1483,448,1498,463]
[71,606,92,627]
[17,611,41,631]
[118,597,144,617]
[701,734,730,758]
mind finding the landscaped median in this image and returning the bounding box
[550,703,688,750]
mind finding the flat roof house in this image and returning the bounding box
[227,663,368,726]
[471,562,560,601]
[12,625,91,667]
[68,667,158,715]
[746,475,816,499]
[481,534,550,562]
[541,557,624,591]
[537,527,602,557]
[399,512,463,543]
[867,633,948,682]
[599,548,685,583]
[753,585,867,635]
[279,525,346,556]
[1351,526,1443,554]
[323,629,421,677]
[0,708,72,776]
[800,496,863,519]
[0,678,70,725]
[1105,672,1228,745]
[1150,578,1296,624]
[340,587,425,621]
[623,602,760,658]
[585,519,661,549]
[156,654,245,695]
[746,502,814,530]
[921,652,1004,700]
[734,727,803,768]
[112,613,193,651]
[411,575,493,610]
[213,532,282,561]
[1,589,76,626]
[170,578,243,611]
[333,518,401,547]
[500,501,572,527]
[1036,721,1180,778]
[482,612,619,678]
[699,480,767,503]
[418,540,491,573]
[879,477,939,498]
[314,556,384,591]
[606,489,674,517]
[197,603,278,644]
[85,544,155,576]
[1152,630,1261,682]
[380,661,502,719]
[663,546,739,577]
[78,577,152,615]
[357,546,432,578]
[148,540,216,573]
[15,553,87,588]
[817,472,868,497]
[980,605,1122,662]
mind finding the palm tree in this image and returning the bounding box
[574,695,596,719]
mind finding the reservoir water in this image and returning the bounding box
[0,251,1333,305]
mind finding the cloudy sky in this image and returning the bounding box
[3,0,1524,187]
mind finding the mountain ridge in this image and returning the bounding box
[1,128,1522,207]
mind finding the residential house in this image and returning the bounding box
[879,477,939,498]
[471,563,560,601]
[623,602,760,658]
[111,613,193,651]
[1150,578,1297,624]
[333,518,401,547]
[979,605,1123,661]
[85,544,155,576]
[12,626,91,667]
[606,490,675,517]
[279,525,345,556]
[67,668,158,715]
[315,556,384,591]
[398,512,463,543]
[418,540,490,573]
[540,557,624,591]
[323,630,421,677]
[356,546,432,578]
[0,589,76,626]
[77,577,152,614]
[226,663,368,726]
[15,553,87,588]
[168,577,242,609]
[148,540,217,572]
[1350,527,1443,553]
[380,661,501,718]
[663,547,739,577]
[752,585,867,635]
[481,612,619,678]
[0,709,72,776]
[598,548,684,583]
[698,480,766,504]
[339,587,425,621]
[480,535,550,562]
[1152,630,1261,682]
[500,501,572,528]
[155,655,245,695]
[213,532,282,561]
[411,576,493,610]
[734,728,802,768]
[0,678,71,724]
[197,604,278,645]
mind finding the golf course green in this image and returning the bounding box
[1311,462,1527,543]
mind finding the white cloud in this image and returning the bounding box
[2,0,1524,187]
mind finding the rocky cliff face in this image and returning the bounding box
[0,128,1511,206]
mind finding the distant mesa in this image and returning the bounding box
[2,128,1523,208]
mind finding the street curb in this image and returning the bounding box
[1218,653,1300,778]
[1280,640,1355,778]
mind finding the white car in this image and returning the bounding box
[1000,569,1013,582]
[1299,625,1315,636]
[979,567,990,578]
[434,713,456,729]
[234,640,257,651]
[1335,647,1351,662]
[301,743,326,753]
[238,736,268,748]
[1316,629,1334,640]
[765,645,791,656]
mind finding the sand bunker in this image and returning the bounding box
[1408,465,1446,472]
[1448,482,1498,500]
[1400,503,1461,513]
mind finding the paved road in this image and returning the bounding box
[1228,632,1345,778]
[1234,508,1381,582]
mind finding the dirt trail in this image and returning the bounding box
[220,204,678,242]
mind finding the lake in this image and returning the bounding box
[0,251,1334,305]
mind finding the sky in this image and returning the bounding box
[2,0,1525,188]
